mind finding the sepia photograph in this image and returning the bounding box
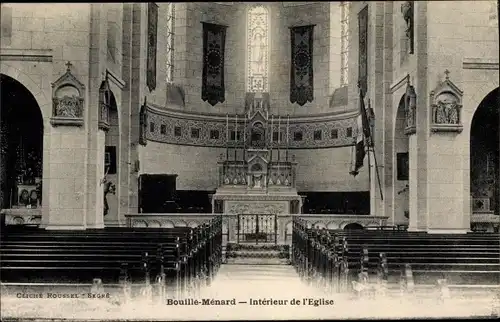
[0,1,499,320]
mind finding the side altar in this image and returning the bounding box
[211,93,303,244]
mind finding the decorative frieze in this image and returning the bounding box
[144,106,357,149]
[226,201,287,215]
[50,61,85,127]
[430,70,463,133]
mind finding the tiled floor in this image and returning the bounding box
[1,264,497,320]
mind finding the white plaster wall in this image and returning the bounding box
[139,142,369,192]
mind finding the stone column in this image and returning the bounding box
[367,2,385,218]
[407,1,429,232]
[44,5,95,230]
[84,3,108,230]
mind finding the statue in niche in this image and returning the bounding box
[54,96,83,118]
[253,174,262,188]
[406,104,414,128]
[401,1,414,54]
[404,82,417,131]
[50,61,85,127]
[434,92,459,124]
[250,123,266,149]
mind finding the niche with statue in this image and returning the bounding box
[50,62,85,127]
[430,70,463,133]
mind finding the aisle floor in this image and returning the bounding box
[1,264,497,320]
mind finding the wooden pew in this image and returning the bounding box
[292,218,500,296]
[0,216,223,299]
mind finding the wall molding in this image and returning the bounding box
[150,103,358,123]
[463,58,499,70]
[0,48,53,62]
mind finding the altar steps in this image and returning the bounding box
[225,243,291,265]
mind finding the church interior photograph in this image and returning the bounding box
[0,1,499,320]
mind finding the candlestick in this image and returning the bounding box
[234,114,238,161]
[243,114,247,161]
[226,114,229,160]
[270,115,274,162]
[286,114,290,161]
[278,116,281,162]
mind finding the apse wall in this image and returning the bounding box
[171,2,342,116]
[139,142,369,192]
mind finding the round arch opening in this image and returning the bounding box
[344,223,364,230]
[470,88,499,219]
[393,94,410,224]
[103,86,120,225]
[0,74,44,210]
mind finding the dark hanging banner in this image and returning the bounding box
[358,6,368,95]
[202,22,227,106]
[290,25,315,106]
[147,3,158,92]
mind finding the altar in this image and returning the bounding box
[211,93,303,244]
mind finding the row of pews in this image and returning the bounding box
[292,217,500,296]
[0,216,223,299]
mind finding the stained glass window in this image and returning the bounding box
[247,6,269,93]
[340,1,350,86]
[166,3,175,84]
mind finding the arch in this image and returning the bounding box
[103,86,121,226]
[0,65,50,120]
[313,221,326,229]
[1,74,44,210]
[162,220,175,228]
[327,221,339,230]
[132,220,148,228]
[188,221,199,228]
[392,93,410,225]
[175,220,187,227]
[466,84,499,130]
[470,87,499,217]
[148,220,161,228]
[342,222,364,230]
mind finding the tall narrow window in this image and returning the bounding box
[340,1,350,86]
[247,6,269,93]
[166,3,175,84]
